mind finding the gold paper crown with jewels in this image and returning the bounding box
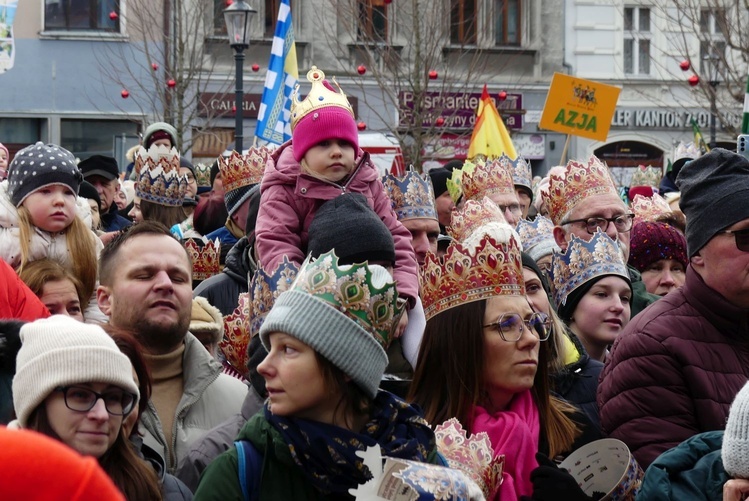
[550,229,629,308]
[290,66,355,130]
[220,292,251,379]
[420,234,524,321]
[134,145,188,207]
[630,165,662,188]
[218,146,269,194]
[631,194,672,225]
[183,238,221,281]
[434,418,504,500]
[547,155,618,225]
[381,166,438,222]
[499,153,533,193]
[448,196,508,243]
[194,162,212,187]
[461,157,515,202]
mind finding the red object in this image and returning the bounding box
[428,70,438,80]
[688,74,700,87]
[120,89,129,99]
[251,63,260,72]
[225,0,233,5]
[232,105,237,113]
[357,121,367,131]
[384,0,392,3]
[109,11,118,20]
[435,117,445,126]
[498,90,508,101]
[357,65,367,75]
[167,79,177,88]
[151,62,159,71]
[680,60,690,71]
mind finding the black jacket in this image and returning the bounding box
[101,202,132,232]
[193,236,255,316]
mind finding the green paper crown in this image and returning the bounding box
[291,251,405,349]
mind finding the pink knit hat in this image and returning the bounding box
[292,104,358,162]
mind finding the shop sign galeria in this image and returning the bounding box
[611,108,743,129]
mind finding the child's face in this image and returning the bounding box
[23,184,77,233]
[0,150,7,179]
[302,139,356,183]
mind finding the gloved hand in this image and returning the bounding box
[521,453,604,501]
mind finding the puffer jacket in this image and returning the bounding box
[139,333,248,474]
[255,140,418,307]
[598,266,749,469]
[193,236,254,316]
[136,438,194,500]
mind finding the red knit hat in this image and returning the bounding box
[291,105,358,162]
[0,426,125,500]
[628,221,688,272]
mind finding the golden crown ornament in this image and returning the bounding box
[420,234,525,321]
[631,194,672,225]
[194,162,212,187]
[290,66,355,130]
[547,155,618,225]
[448,196,512,244]
[218,145,270,193]
[134,145,188,207]
[220,292,251,379]
[381,166,438,222]
[499,153,533,193]
[446,162,469,204]
[460,158,515,203]
[183,238,221,282]
[630,165,662,188]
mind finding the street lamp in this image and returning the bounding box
[224,0,257,154]
[703,52,721,150]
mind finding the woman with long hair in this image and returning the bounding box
[19,258,86,321]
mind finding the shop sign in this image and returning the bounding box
[398,91,523,130]
[539,73,621,141]
[422,133,545,160]
[611,108,742,129]
[198,92,358,119]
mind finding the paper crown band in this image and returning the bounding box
[547,155,618,225]
[290,66,355,130]
[381,167,439,221]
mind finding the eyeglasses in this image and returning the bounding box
[496,203,523,217]
[54,386,137,416]
[561,213,635,235]
[483,312,551,342]
[719,228,749,252]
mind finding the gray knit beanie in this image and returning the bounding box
[723,382,749,478]
[7,142,82,207]
[259,256,394,398]
[12,316,140,427]
[676,148,749,256]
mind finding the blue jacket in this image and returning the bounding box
[101,202,132,232]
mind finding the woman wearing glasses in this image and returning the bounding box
[9,316,164,500]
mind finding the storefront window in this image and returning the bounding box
[60,119,139,162]
[45,0,120,32]
[0,118,46,160]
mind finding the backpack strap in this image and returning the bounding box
[234,440,262,501]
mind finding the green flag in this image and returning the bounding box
[743,69,749,134]
[691,118,709,152]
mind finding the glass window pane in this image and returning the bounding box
[700,9,709,33]
[639,39,650,74]
[61,119,139,160]
[639,8,650,32]
[45,0,119,31]
[624,8,634,31]
[624,39,634,74]
[0,118,43,143]
[507,0,519,44]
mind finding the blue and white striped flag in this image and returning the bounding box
[254,0,298,145]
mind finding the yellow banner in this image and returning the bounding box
[539,73,621,141]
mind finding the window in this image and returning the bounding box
[45,0,120,31]
[451,0,476,44]
[699,9,726,74]
[358,0,388,42]
[496,0,521,46]
[60,119,139,159]
[623,7,651,75]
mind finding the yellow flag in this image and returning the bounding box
[467,85,517,160]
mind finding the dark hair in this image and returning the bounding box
[140,199,188,229]
[193,192,228,236]
[99,220,186,285]
[315,352,371,429]
[105,326,152,424]
[655,211,687,234]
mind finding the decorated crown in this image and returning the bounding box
[631,194,672,225]
[673,141,702,163]
[630,165,662,188]
[547,156,618,225]
[183,238,221,281]
[194,162,212,187]
[550,230,629,308]
[134,145,188,207]
[290,66,355,130]
[448,196,508,243]
[250,257,299,339]
[461,158,515,202]
[421,234,524,321]
[290,251,404,348]
[516,215,556,252]
[220,292,251,379]
[446,162,469,203]
[434,418,504,500]
[218,146,269,193]
[500,153,532,192]
[381,167,438,221]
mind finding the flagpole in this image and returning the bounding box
[559,135,571,166]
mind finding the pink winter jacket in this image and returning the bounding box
[255,141,419,307]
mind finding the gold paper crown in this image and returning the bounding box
[290,66,355,130]
[547,155,618,225]
[183,238,221,281]
[434,418,504,500]
[134,145,188,207]
[420,234,524,321]
[446,161,470,204]
[194,162,212,187]
[218,146,269,193]
[381,167,438,221]
[500,153,533,192]
[220,292,250,379]
[631,194,672,225]
[673,141,702,163]
[448,196,508,243]
[630,165,662,188]
[461,158,515,202]
[550,230,629,308]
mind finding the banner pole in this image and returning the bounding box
[559,134,571,165]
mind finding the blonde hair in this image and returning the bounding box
[18,258,88,310]
[17,207,98,303]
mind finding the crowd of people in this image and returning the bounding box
[1,64,749,500]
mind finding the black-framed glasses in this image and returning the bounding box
[54,386,137,416]
[483,312,551,342]
[719,228,749,252]
[561,213,635,235]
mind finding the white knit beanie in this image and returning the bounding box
[12,315,140,427]
[723,381,749,478]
